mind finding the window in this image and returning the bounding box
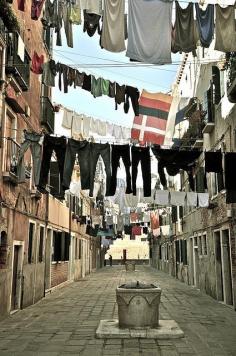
[175,240,180,262]
[211,172,224,196]
[38,226,44,262]
[199,235,202,255]
[79,239,82,259]
[52,231,70,262]
[28,223,35,263]
[202,234,208,255]
[180,240,187,265]
[159,244,162,260]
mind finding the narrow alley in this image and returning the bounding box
[0,266,236,356]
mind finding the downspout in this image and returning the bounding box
[43,192,49,297]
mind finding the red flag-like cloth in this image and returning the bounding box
[131,90,172,145]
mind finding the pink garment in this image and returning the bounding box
[31,51,44,74]
[132,226,142,235]
[150,211,159,230]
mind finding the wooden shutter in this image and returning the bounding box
[212,66,221,105]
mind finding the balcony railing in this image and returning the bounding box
[5,32,30,91]
[226,52,236,103]
[2,137,20,184]
[0,18,6,43]
[41,96,55,133]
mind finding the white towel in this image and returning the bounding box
[198,193,209,208]
[62,109,73,129]
[17,35,25,62]
[107,122,114,136]
[143,212,150,223]
[170,191,186,206]
[82,116,91,137]
[72,114,83,135]
[97,120,107,136]
[90,118,98,133]
[186,192,198,207]
[155,190,169,205]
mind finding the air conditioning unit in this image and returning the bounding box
[25,105,30,117]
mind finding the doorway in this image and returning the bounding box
[193,236,199,288]
[221,230,233,305]
[11,243,23,311]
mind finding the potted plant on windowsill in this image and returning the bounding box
[0,0,20,32]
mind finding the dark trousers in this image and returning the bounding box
[132,146,151,197]
[63,139,90,190]
[89,143,111,197]
[110,144,132,196]
[38,135,66,192]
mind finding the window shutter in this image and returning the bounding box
[195,167,206,193]
[172,206,178,223]
[180,240,187,265]
[217,172,224,192]
[175,240,180,262]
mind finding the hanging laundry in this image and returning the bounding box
[74,70,84,88]
[137,212,143,222]
[150,211,159,230]
[17,131,43,186]
[170,191,186,206]
[132,90,172,145]
[37,135,66,195]
[59,1,73,48]
[101,79,110,96]
[101,0,126,53]
[106,215,114,226]
[143,212,150,223]
[224,152,236,190]
[89,143,111,197]
[31,51,44,74]
[80,0,102,15]
[90,117,98,133]
[57,63,69,93]
[31,0,45,20]
[123,214,130,226]
[112,125,123,140]
[117,215,124,232]
[124,86,140,116]
[110,144,132,195]
[108,82,116,98]
[155,190,169,205]
[122,127,131,140]
[106,122,114,136]
[82,116,91,137]
[132,225,142,236]
[69,3,81,25]
[130,212,138,223]
[62,139,91,190]
[42,60,57,87]
[91,77,103,98]
[126,0,172,64]
[152,147,201,188]
[186,192,198,207]
[115,84,126,109]
[97,120,107,136]
[124,225,132,235]
[41,0,58,28]
[172,2,196,53]
[131,146,151,197]
[215,5,236,53]
[198,193,209,208]
[205,151,223,173]
[17,0,25,11]
[153,228,160,237]
[83,11,101,37]
[62,109,83,136]
[195,3,214,48]
[82,74,92,92]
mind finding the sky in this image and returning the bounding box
[52,25,179,128]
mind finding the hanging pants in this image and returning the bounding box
[131,146,151,197]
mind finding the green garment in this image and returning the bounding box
[101,79,110,96]
[91,76,103,98]
[69,4,81,25]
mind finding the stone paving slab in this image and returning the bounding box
[0,266,236,355]
[96,319,184,339]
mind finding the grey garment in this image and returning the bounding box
[42,0,58,27]
[74,71,84,87]
[108,82,116,98]
[126,0,172,64]
[117,215,124,232]
[17,132,43,186]
[215,5,236,52]
[58,0,73,48]
[195,3,214,48]
[80,0,102,15]
[173,2,196,53]
[123,213,130,226]
[42,60,57,87]
[101,0,125,53]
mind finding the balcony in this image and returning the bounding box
[202,113,215,134]
[227,53,236,103]
[2,137,20,185]
[0,18,6,43]
[5,33,30,91]
[41,96,55,133]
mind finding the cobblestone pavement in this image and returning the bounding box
[0,266,236,356]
